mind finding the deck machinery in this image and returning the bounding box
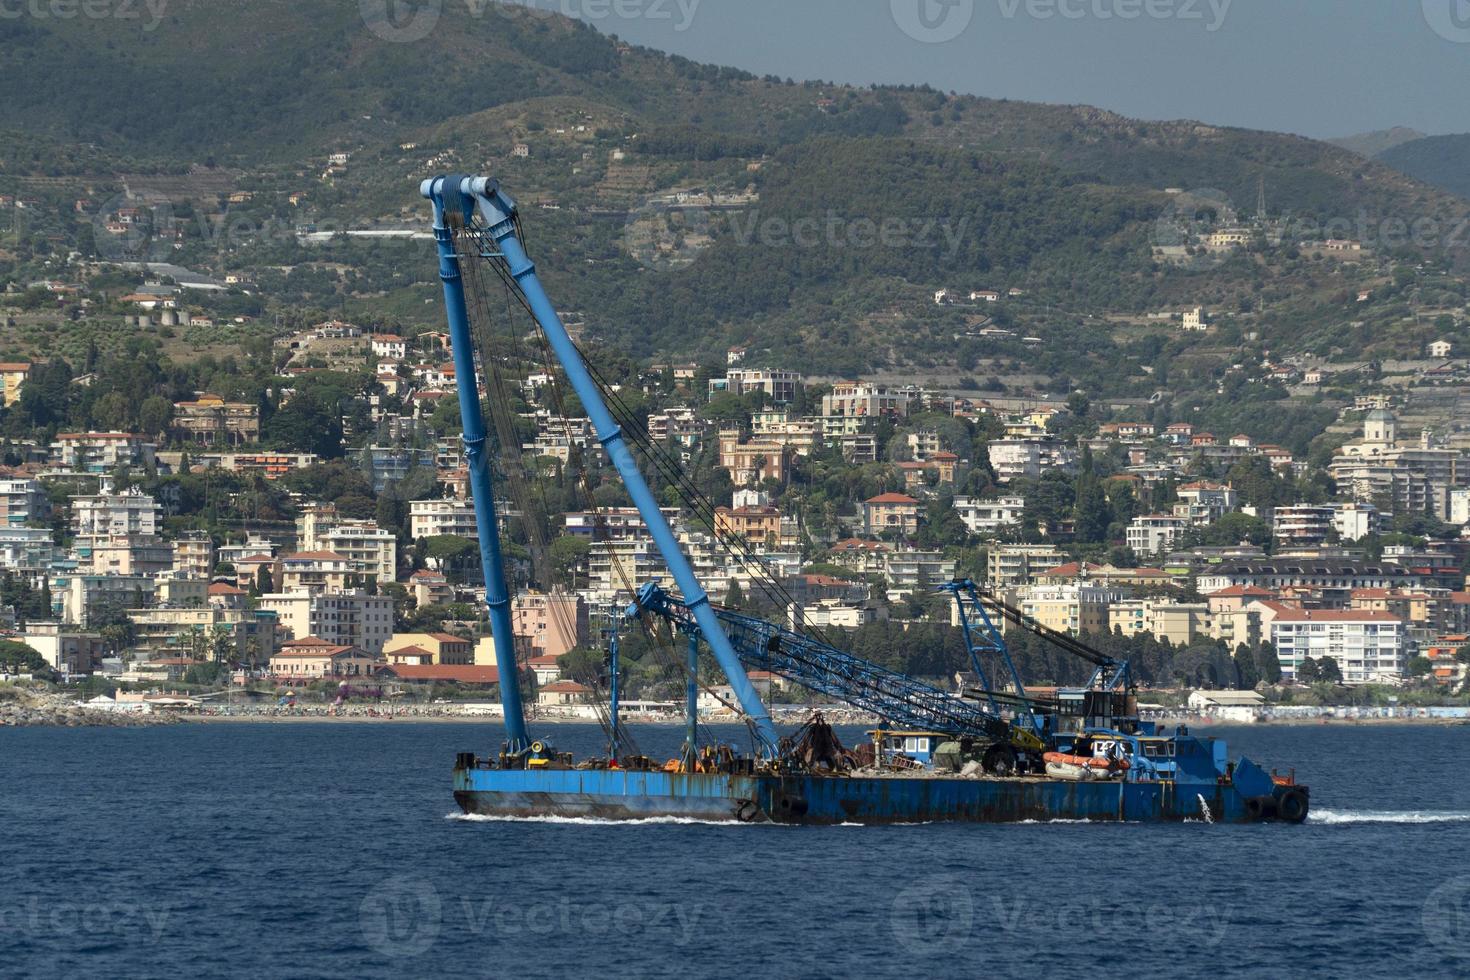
[427,175,1310,825]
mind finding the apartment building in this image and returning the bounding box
[258,590,394,654]
[0,478,48,527]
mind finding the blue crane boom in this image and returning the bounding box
[421,175,780,755]
[423,177,528,751]
[630,583,1046,752]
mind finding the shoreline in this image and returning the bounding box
[162,711,1470,727]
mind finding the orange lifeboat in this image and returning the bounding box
[1043,751,1130,781]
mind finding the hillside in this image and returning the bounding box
[3,0,1470,404]
[1376,134,1470,200]
[1328,127,1425,159]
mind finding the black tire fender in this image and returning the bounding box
[1277,789,1309,824]
[734,799,761,823]
[1245,795,1277,821]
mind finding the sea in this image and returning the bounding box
[2,720,1469,979]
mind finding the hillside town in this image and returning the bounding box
[4,314,1470,715]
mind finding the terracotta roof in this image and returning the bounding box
[381,664,500,684]
[284,551,347,561]
[208,583,246,595]
[1042,561,1105,576]
[1208,585,1275,598]
[1270,608,1402,624]
[865,493,919,505]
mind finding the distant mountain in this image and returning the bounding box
[1328,127,1425,158]
[1376,134,1470,200]
[5,0,1470,390]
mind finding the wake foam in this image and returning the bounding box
[445,812,753,827]
[1309,808,1470,825]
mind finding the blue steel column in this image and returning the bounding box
[685,634,699,768]
[463,177,780,754]
[422,177,528,751]
[607,629,620,758]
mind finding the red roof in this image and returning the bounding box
[865,493,919,505]
[1268,607,1401,624]
[1209,585,1274,598]
[208,583,246,595]
[832,538,886,551]
[1042,561,1105,576]
[284,551,347,561]
[381,665,501,684]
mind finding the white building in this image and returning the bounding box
[987,439,1073,483]
[70,486,161,537]
[0,478,48,527]
[708,368,802,405]
[309,523,397,583]
[1126,514,1190,556]
[410,498,478,539]
[953,497,1025,535]
[1264,607,1405,684]
[1182,307,1208,331]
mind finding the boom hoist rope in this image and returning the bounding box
[456,221,757,759]
[460,221,839,654]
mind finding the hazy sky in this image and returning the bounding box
[545,0,1470,139]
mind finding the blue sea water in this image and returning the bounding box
[2,720,1469,979]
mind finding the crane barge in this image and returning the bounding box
[427,174,1310,825]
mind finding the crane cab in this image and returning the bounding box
[870,730,941,768]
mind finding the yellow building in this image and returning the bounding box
[0,362,30,407]
[384,632,473,666]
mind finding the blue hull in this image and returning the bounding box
[454,767,1287,824]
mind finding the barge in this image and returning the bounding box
[423,174,1311,828]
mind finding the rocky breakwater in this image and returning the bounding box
[0,687,179,727]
